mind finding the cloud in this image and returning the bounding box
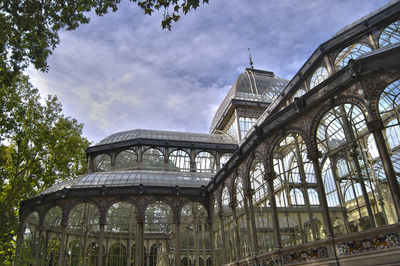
[26,0,392,143]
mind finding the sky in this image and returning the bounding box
[26,0,393,144]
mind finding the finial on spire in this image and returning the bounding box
[248,48,254,69]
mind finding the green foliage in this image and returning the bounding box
[0,0,209,75]
[0,74,89,264]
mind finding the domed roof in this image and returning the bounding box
[210,68,288,132]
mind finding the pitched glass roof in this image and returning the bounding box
[41,170,213,194]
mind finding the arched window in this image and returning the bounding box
[195,151,216,173]
[104,201,136,265]
[249,157,275,253]
[273,132,322,244]
[43,207,63,265]
[317,103,395,233]
[142,148,164,170]
[250,157,267,203]
[115,149,137,170]
[168,149,190,172]
[221,186,234,261]
[290,188,305,205]
[145,201,173,234]
[149,243,162,266]
[334,43,372,70]
[234,176,249,258]
[379,20,400,47]
[18,212,39,265]
[67,203,100,265]
[108,243,127,266]
[293,88,306,99]
[180,203,209,263]
[310,67,329,89]
[220,153,233,168]
[94,153,111,172]
[181,257,191,266]
[308,189,320,205]
[221,186,230,211]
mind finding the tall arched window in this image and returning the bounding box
[378,79,400,223]
[273,133,323,245]
[142,148,164,170]
[334,43,372,70]
[67,203,100,266]
[43,207,63,265]
[221,186,234,261]
[105,202,136,266]
[195,151,216,173]
[149,243,162,266]
[249,157,275,252]
[168,149,190,172]
[108,243,127,266]
[180,202,209,265]
[317,103,395,234]
[234,176,249,258]
[115,149,138,170]
[310,67,329,89]
[18,212,39,265]
[379,20,400,47]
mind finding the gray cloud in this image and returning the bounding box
[26,0,391,143]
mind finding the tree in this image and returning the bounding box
[0,0,209,76]
[0,74,90,265]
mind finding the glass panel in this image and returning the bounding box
[379,20,400,47]
[180,203,209,265]
[169,149,190,172]
[310,67,329,89]
[334,43,372,70]
[142,148,164,170]
[66,203,101,266]
[195,152,216,173]
[18,212,39,265]
[115,150,138,170]
[94,154,111,172]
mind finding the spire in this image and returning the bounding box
[248,48,254,69]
